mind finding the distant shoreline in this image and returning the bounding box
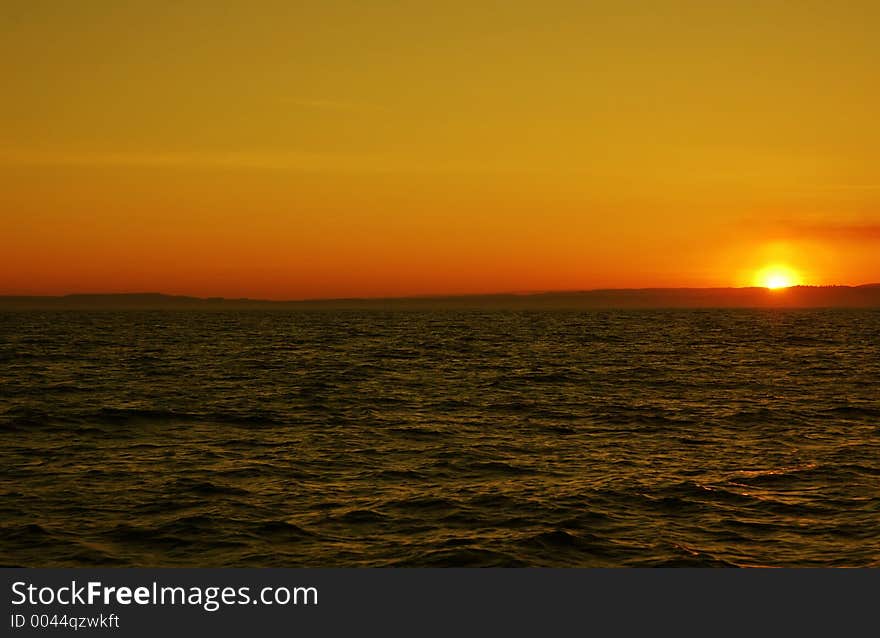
[2,286,880,310]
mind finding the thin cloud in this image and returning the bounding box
[0,148,552,174]
[278,98,389,113]
[788,221,880,241]
[754,219,880,242]
[813,185,880,191]
[0,149,391,172]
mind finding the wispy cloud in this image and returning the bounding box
[0,148,550,174]
[0,149,390,172]
[809,185,880,191]
[786,221,880,241]
[278,98,388,113]
[749,218,880,242]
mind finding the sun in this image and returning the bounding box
[754,264,802,289]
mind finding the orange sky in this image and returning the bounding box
[2,2,879,299]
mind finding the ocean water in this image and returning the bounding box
[1,309,879,567]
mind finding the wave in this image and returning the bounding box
[3,308,880,566]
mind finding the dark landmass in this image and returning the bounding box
[2,286,880,310]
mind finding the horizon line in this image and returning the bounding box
[3,283,880,304]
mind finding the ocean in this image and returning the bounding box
[1,309,878,567]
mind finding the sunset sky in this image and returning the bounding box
[2,1,879,299]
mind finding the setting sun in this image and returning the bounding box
[754,265,803,289]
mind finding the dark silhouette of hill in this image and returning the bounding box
[2,286,880,310]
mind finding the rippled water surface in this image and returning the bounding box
[1,310,879,566]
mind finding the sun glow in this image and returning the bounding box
[754,265,803,289]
